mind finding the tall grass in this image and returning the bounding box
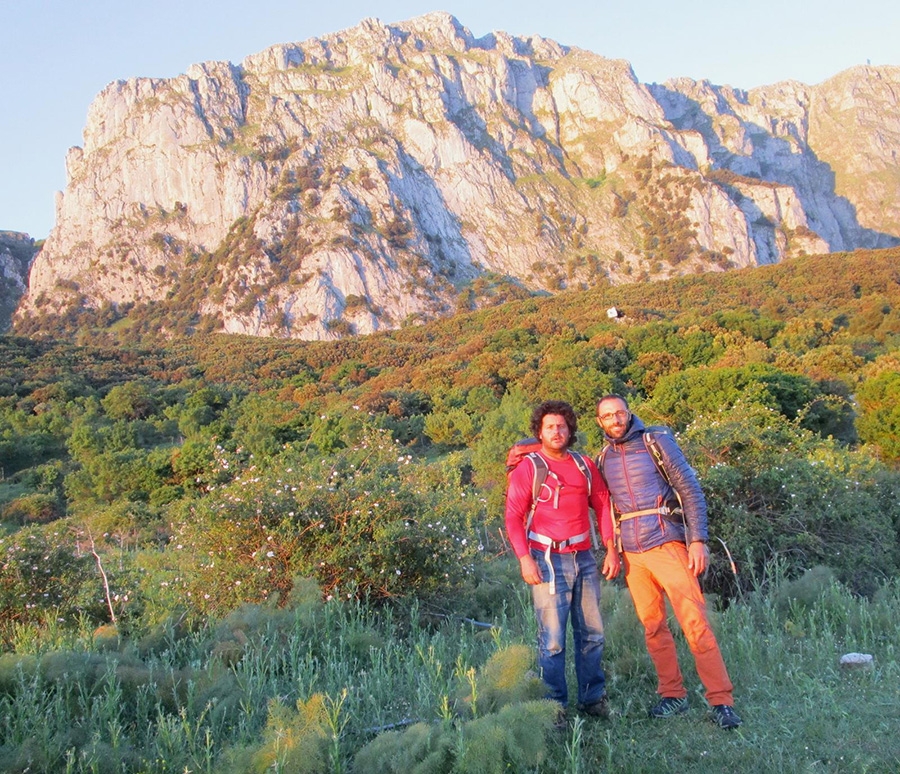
[1,562,899,772]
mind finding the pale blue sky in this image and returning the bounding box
[2,0,897,239]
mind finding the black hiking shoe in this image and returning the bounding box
[578,695,610,718]
[649,696,688,719]
[710,704,742,729]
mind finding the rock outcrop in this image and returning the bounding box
[15,13,900,340]
[1,232,37,331]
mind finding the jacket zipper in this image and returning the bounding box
[618,443,643,553]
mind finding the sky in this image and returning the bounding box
[2,0,897,239]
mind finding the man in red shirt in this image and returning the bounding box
[505,400,620,719]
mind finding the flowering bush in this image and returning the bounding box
[160,427,487,617]
[0,528,102,640]
[681,403,900,596]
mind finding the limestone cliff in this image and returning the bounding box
[1,232,37,331]
[15,13,900,340]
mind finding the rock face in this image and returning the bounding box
[15,13,900,340]
[0,232,37,331]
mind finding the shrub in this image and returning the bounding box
[681,403,900,596]
[1,493,62,525]
[453,644,545,717]
[0,530,103,641]
[163,427,486,617]
[225,695,331,774]
[647,363,821,429]
[856,370,900,463]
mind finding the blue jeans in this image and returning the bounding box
[531,548,607,707]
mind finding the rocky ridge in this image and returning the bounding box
[1,232,37,331]
[14,13,900,340]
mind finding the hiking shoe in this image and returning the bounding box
[710,704,742,730]
[578,695,610,719]
[649,696,689,719]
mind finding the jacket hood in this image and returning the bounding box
[607,413,646,446]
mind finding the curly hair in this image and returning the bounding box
[530,400,578,447]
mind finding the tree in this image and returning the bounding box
[856,371,900,463]
[102,381,159,421]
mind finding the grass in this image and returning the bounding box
[0,564,899,772]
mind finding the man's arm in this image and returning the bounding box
[587,458,620,579]
[656,433,708,545]
[505,462,543,585]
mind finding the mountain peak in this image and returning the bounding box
[11,17,900,341]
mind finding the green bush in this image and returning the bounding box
[1,493,62,525]
[0,530,103,642]
[159,426,486,617]
[648,363,824,429]
[681,403,900,596]
[856,370,900,463]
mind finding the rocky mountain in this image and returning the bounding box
[1,232,37,331]
[14,13,900,340]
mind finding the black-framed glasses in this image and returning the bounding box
[598,410,629,422]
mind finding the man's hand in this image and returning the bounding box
[602,540,620,579]
[518,554,543,585]
[687,541,709,577]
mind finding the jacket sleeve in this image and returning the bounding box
[586,457,614,547]
[655,433,708,543]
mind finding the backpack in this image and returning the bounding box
[505,437,593,539]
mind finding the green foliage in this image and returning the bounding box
[352,722,453,774]
[453,644,545,717]
[163,427,486,615]
[2,246,900,653]
[469,387,532,493]
[855,370,900,462]
[101,381,158,421]
[246,695,331,773]
[681,404,900,595]
[0,492,62,525]
[460,701,558,772]
[2,562,900,771]
[647,363,824,429]
[0,529,102,639]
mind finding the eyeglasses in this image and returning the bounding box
[598,410,630,422]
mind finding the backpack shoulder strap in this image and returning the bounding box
[568,451,592,497]
[523,452,548,533]
[642,428,672,486]
[526,452,549,498]
[596,444,611,484]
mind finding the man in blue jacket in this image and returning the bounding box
[596,394,742,730]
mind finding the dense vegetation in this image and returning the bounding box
[2,247,900,771]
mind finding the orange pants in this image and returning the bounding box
[624,542,734,706]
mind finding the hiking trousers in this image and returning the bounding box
[531,548,607,708]
[623,541,734,706]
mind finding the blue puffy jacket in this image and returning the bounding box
[597,415,708,554]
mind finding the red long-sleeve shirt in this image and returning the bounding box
[504,451,614,559]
